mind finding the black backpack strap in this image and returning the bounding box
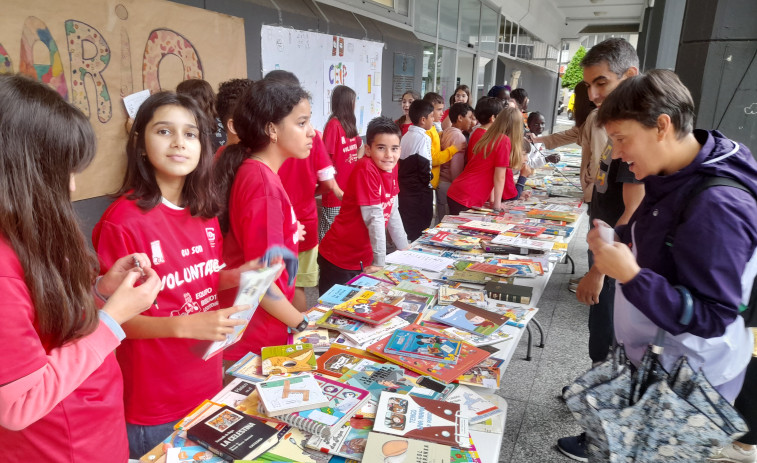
[665,176,752,247]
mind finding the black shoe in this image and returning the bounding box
[557,433,588,462]
[561,385,570,400]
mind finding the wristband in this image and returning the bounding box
[94,276,110,302]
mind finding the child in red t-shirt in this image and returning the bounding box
[447,106,525,214]
[0,75,161,463]
[318,117,410,294]
[93,92,261,458]
[214,79,310,360]
[319,85,363,240]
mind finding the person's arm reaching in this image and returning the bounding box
[491,166,508,210]
[361,204,387,267]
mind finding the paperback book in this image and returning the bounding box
[385,268,436,285]
[437,285,487,307]
[455,357,504,389]
[316,345,386,378]
[186,405,279,461]
[341,317,410,346]
[441,326,512,348]
[316,310,365,333]
[362,432,451,463]
[260,344,316,375]
[489,234,557,252]
[304,418,374,460]
[383,329,463,364]
[429,231,481,251]
[291,329,331,352]
[225,352,267,383]
[443,385,503,424]
[431,302,510,336]
[464,263,518,278]
[346,273,395,288]
[372,392,470,447]
[458,221,514,234]
[333,300,402,325]
[319,284,361,306]
[256,374,330,417]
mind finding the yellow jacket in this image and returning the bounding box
[426,125,458,188]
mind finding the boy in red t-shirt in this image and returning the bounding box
[318,117,410,294]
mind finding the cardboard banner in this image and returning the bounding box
[0,0,246,200]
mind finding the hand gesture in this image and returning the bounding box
[180,305,250,341]
[454,140,467,152]
[98,253,152,298]
[297,221,306,242]
[364,265,383,274]
[102,269,161,324]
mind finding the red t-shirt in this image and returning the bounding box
[0,239,129,461]
[447,128,512,208]
[322,118,362,208]
[222,159,299,359]
[278,131,332,252]
[319,156,399,270]
[399,121,412,136]
[93,197,224,425]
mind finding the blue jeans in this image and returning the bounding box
[126,419,180,459]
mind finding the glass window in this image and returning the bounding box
[436,46,457,102]
[458,0,480,47]
[501,19,516,56]
[480,6,497,54]
[457,51,475,90]
[476,56,494,98]
[414,0,438,37]
[421,43,436,94]
[439,0,459,43]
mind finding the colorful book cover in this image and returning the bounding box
[186,405,279,461]
[292,329,331,352]
[458,220,514,234]
[372,393,469,448]
[339,364,426,402]
[383,329,462,365]
[431,302,509,336]
[316,345,386,378]
[255,374,330,417]
[437,285,487,307]
[333,300,402,325]
[441,326,512,347]
[319,284,361,306]
[225,352,267,382]
[489,234,556,251]
[395,293,429,314]
[486,302,539,326]
[440,269,511,285]
[367,325,490,383]
[429,231,481,251]
[450,438,482,463]
[346,273,394,288]
[304,418,374,459]
[362,431,451,463]
[508,224,547,236]
[257,425,322,463]
[385,268,436,285]
[342,317,410,347]
[455,357,504,389]
[210,378,258,408]
[486,257,544,274]
[316,310,365,333]
[261,344,316,375]
[464,263,518,278]
[444,385,503,424]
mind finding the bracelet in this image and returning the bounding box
[94,276,110,302]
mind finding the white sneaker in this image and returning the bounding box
[709,443,757,463]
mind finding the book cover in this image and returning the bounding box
[395,293,430,314]
[316,310,365,333]
[484,281,533,304]
[431,302,509,337]
[372,392,469,448]
[342,317,410,346]
[441,326,512,348]
[211,378,258,408]
[429,231,481,251]
[260,344,316,375]
[443,385,503,424]
[292,329,331,352]
[347,273,395,288]
[186,405,279,461]
[458,221,514,234]
[201,265,281,360]
[316,345,386,378]
[508,224,547,236]
[362,432,451,463]
[439,269,511,285]
[256,374,330,417]
[304,418,374,459]
[265,374,370,438]
[225,352,267,383]
[450,438,482,463]
[333,300,402,325]
[257,425,322,463]
[489,234,556,252]
[319,284,361,306]
[455,357,504,389]
[437,286,487,307]
[385,268,436,285]
[367,325,490,383]
[487,302,539,326]
[383,329,462,365]
[464,263,519,278]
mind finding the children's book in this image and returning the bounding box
[367,325,490,383]
[226,352,267,383]
[385,250,455,272]
[443,385,503,424]
[316,310,365,333]
[333,300,402,325]
[316,345,386,378]
[139,429,226,463]
[257,425,322,463]
[256,374,330,417]
[469,394,507,435]
[489,234,556,251]
[372,392,470,447]
[362,431,451,463]
[319,284,362,306]
[429,231,481,251]
[186,405,279,461]
[508,224,547,236]
[441,326,512,347]
[395,293,429,314]
[346,273,395,288]
[200,265,282,360]
[341,317,410,347]
[431,302,509,337]
[304,418,374,460]
[261,344,316,375]
[455,357,504,389]
[486,302,539,326]
[458,220,514,235]
[291,328,332,352]
[439,269,511,285]
[385,268,436,285]
[450,438,482,463]
[383,329,463,365]
[464,263,519,278]
[211,378,258,408]
[263,374,370,438]
[437,285,487,307]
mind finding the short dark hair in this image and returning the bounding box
[264,70,300,85]
[474,96,505,124]
[366,116,401,145]
[581,38,639,78]
[596,69,694,139]
[423,92,444,106]
[120,91,218,218]
[216,78,254,123]
[527,111,544,126]
[511,88,528,106]
[176,79,217,120]
[409,99,434,125]
[449,102,472,125]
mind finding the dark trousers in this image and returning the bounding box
[447,195,468,216]
[398,187,433,241]
[735,355,757,445]
[588,250,616,363]
[317,253,360,296]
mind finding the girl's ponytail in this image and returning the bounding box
[214,143,250,233]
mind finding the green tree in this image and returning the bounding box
[561,46,586,89]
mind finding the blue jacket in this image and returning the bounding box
[615,130,757,384]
